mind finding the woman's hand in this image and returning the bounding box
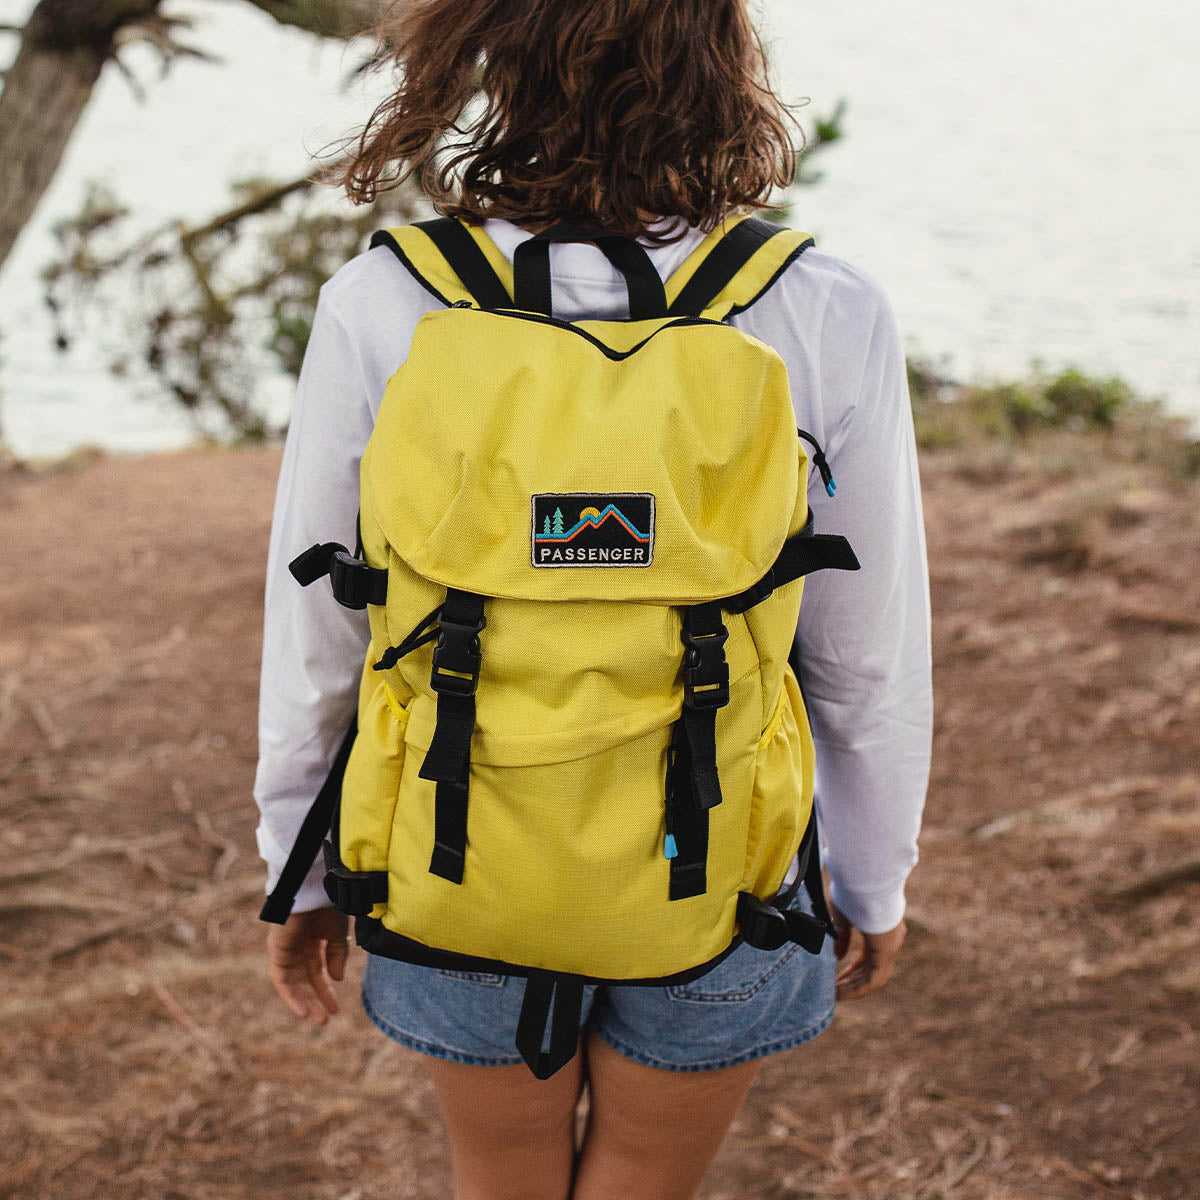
[830,903,906,1001]
[267,907,350,1026]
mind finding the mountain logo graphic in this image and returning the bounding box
[531,492,656,568]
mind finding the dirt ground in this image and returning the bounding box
[0,440,1197,1200]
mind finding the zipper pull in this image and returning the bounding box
[797,429,838,497]
[450,299,473,309]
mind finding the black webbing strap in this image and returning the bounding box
[412,217,513,310]
[288,542,387,610]
[417,589,486,884]
[724,526,860,615]
[259,718,357,924]
[800,815,834,936]
[680,601,728,807]
[665,602,729,900]
[515,971,585,1079]
[667,217,783,318]
[665,721,711,901]
[513,223,668,320]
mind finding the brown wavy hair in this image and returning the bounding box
[338,0,799,241]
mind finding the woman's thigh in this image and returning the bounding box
[573,1032,761,1200]
[422,1052,583,1200]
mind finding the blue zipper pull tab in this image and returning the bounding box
[663,833,678,860]
[797,428,838,497]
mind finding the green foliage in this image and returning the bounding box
[763,99,849,224]
[794,99,848,188]
[43,175,420,440]
[908,357,1200,480]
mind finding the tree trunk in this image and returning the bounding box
[0,1,163,269]
[0,0,388,272]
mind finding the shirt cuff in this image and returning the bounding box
[257,823,333,917]
[826,876,907,935]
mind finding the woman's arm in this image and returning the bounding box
[793,271,933,947]
[253,288,375,915]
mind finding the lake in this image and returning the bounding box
[0,0,1196,456]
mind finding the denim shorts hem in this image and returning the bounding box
[362,985,526,1068]
[593,1004,835,1073]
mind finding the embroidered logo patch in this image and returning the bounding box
[531,493,655,568]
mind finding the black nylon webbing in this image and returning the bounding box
[515,972,584,1079]
[667,217,782,317]
[417,589,485,885]
[413,217,513,310]
[724,530,860,614]
[666,602,729,900]
[512,223,667,319]
[259,717,357,924]
[429,780,470,884]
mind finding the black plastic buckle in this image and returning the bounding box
[785,909,832,955]
[288,542,344,587]
[431,613,486,696]
[737,894,789,951]
[330,550,381,611]
[682,627,729,709]
[323,860,389,916]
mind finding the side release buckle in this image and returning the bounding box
[431,612,487,696]
[682,626,729,709]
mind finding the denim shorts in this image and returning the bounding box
[360,890,836,1072]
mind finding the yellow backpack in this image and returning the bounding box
[262,215,859,1077]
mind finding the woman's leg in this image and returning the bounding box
[423,1051,585,1200]
[571,1032,761,1200]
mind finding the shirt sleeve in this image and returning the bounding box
[796,280,933,934]
[252,289,374,914]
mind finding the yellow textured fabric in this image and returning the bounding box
[338,220,819,980]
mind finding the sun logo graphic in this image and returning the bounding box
[531,493,656,568]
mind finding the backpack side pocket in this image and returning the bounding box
[339,677,411,885]
[742,667,815,899]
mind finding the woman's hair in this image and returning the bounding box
[338,0,799,240]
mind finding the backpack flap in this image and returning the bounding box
[361,307,803,605]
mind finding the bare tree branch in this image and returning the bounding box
[0,0,391,273]
[236,0,386,40]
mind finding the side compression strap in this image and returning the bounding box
[417,589,486,884]
[724,523,860,614]
[515,971,585,1080]
[412,217,513,310]
[259,718,357,924]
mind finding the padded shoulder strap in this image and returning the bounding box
[664,214,814,320]
[369,217,515,309]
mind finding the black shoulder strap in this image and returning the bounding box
[259,717,357,924]
[668,217,786,318]
[413,217,513,310]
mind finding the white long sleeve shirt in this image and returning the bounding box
[253,216,932,934]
